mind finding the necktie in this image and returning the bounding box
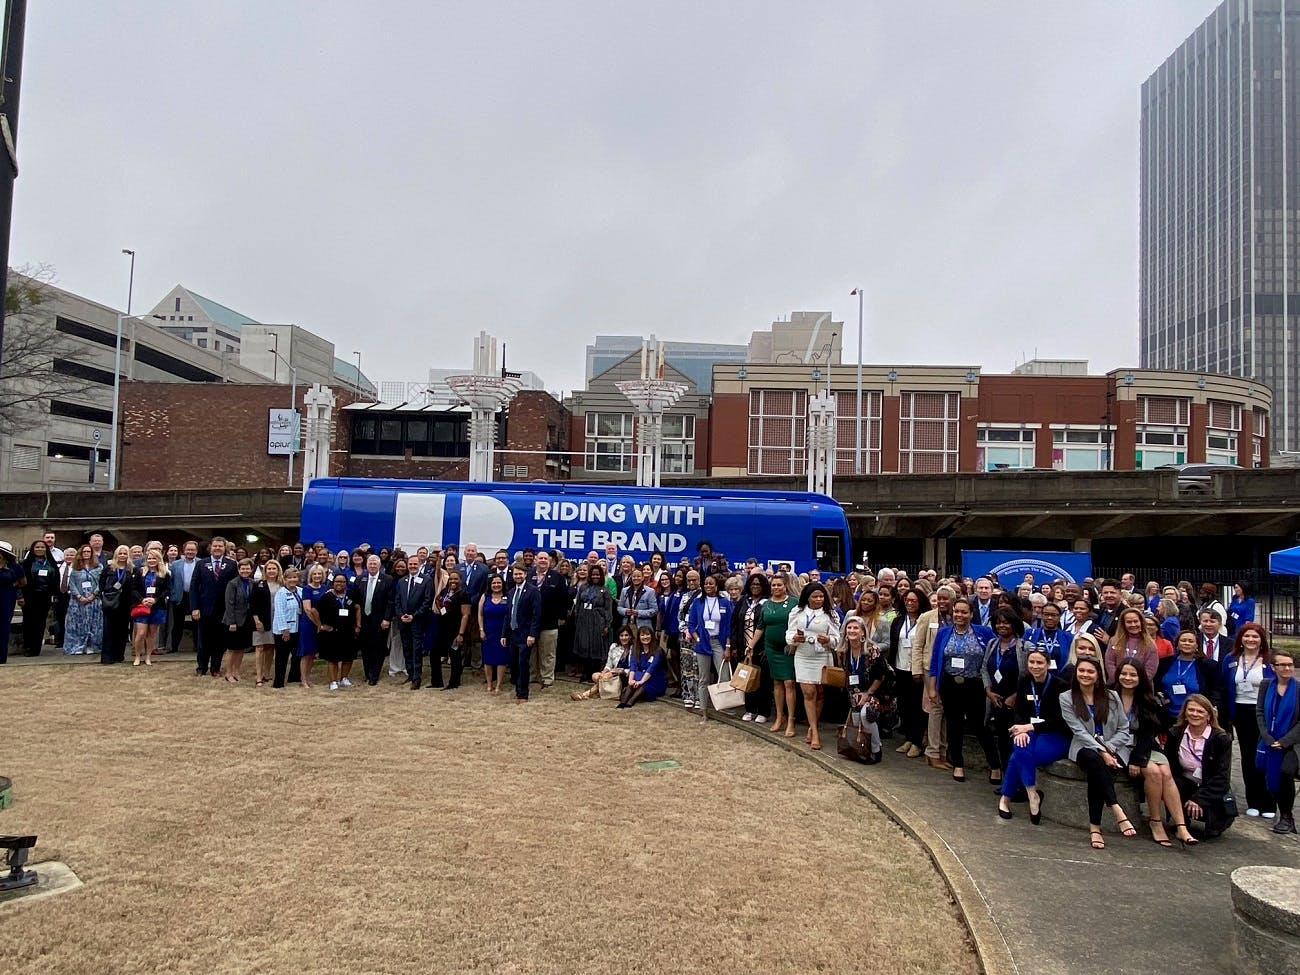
[407,577,415,608]
[366,576,375,615]
[511,589,520,629]
[1205,637,1213,658]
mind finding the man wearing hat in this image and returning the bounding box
[0,541,27,665]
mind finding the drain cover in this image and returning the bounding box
[638,760,681,770]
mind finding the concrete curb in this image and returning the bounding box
[660,700,1018,975]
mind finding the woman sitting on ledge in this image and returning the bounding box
[571,624,634,701]
[1167,693,1235,839]
[1060,657,1137,850]
[618,626,665,709]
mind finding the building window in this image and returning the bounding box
[1134,395,1189,469]
[833,390,882,474]
[898,391,959,474]
[49,400,114,425]
[350,413,473,457]
[11,444,40,470]
[1051,427,1111,471]
[174,297,181,312]
[1205,399,1241,465]
[46,441,109,463]
[197,338,208,349]
[660,413,695,474]
[54,316,117,349]
[52,359,115,386]
[585,412,634,472]
[748,389,807,475]
[977,425,1036,471]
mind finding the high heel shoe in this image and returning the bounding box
[1147,817,1172,848]
[1029,789,1044,826]
[1171,821,1199,848]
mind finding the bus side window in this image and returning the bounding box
[813,532,843,573]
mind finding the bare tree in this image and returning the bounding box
[0,265,87,436]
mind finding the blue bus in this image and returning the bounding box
[299,478,851,574]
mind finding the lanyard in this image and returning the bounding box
[901,618,917,642]
[704,597,720,620]
[1175,659,1195,683]
[804,612,816,629]
[1032,678,1046,718]
[1087,702,1101,735]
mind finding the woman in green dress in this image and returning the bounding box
[750,572,799,736]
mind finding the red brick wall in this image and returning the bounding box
[121,382,360,488]
[707,393,749,470]
[501,390,569,481]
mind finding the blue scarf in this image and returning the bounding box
[1257,678,1298,793]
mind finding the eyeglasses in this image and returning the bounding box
[1275,661,1295,668]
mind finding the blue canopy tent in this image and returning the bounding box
[1269,545,1300,575]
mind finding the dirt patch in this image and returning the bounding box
[0,666,978,975]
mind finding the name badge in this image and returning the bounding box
[993,669,1003,683]
[705,620,719,635]
[81,582,93,592]
[848,674,860,686]
[414,576,424,584]
[146,586,156,595]
[1030,716,1045,726]
[1027,693,1038,701]
[948,657,964,674]
[929,621,939,630]
[37,568,49,577]
[113,582,122,590]
[439,607,446,616]
[584,602,592,610]
[338,608,349,617]
[1048,660,1058,670]
[1171,682,1187,695]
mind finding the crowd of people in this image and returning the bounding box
[2,531,1297,844]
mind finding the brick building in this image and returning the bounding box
[119,382,569,488]
[708,363,1270,476]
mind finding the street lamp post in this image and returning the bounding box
[108,248,135,490]
[850,287,864,474]
[352,350,363,398]
[270,333,297,487]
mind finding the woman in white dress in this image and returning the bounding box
[785,582,840,751]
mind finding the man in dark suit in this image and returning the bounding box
[352,554,394,685]
[531,550,572,689]
[190,536,239,677]
[1198,611,1232,663]
[505,564,541,702]
[394,554,433,689]
[491,549,513,591]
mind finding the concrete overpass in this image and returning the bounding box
[1,469,1297,565]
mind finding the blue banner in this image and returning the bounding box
[961,550,1092,587]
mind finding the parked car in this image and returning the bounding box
[1156,462,1243,494]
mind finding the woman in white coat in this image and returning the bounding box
[786,581,840,751]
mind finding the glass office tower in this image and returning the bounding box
[1140,0,1299,452]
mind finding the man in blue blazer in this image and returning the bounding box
[190,536,240,677]
[505,564,541,702]
[167,539,200,654]
[458,544,487,672]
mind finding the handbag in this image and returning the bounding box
[129,603,150,619]
[822,658,847,688]
[836,714,873,762]
[730,661,761,693]
[707,662,746,711]
[597,675,622,700]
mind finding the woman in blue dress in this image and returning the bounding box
[63,544,103,655]
[618,625,666,709]
[297,563,328,689]
[128,548,169,666]
[478,572,510,694]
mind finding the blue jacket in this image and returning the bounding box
[1023,625,1073,674]
[617,583,659,629]
[1227,597,1255,634]
[687,594,733,655]
[505,581,541,643]
[928,623,996,680]
[659,592,682,636]
[168,558,199,604]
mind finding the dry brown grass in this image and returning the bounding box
[0,664,978,975]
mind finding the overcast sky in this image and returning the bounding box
[13,1,1215,394]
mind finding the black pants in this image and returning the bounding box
[170,593,194,652]
[447,639,465,688]
[1173,774,1234,837]
[939,675,1000,771]
[400,620,426,685]
[1075,747,1120,825]
[1272,772,1296,818]
[273,632,298,687]
[895,673,925,747]
[21,592,52,655]
[990,701,1015,771]
[744,647,774,720]
[52,592,69,646]
[512,637,531,699]
[360,624,387,683]
[101,606,130,664]
[197,613,226,675]
[1232,709,1275,813]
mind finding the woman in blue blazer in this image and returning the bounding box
[619,625,666,709]
[685,573,734,721]
[927,597,997,782]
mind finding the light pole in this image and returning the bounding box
[850,287,864,473]
[108,248,135,490]
[270,333,297,487]
[352,350,362,398]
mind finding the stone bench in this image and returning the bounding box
[1038,760,1146,832]
[1231,866,1300,975]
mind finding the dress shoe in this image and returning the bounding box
[926,757,954,771]
[367,679,378,686]
[410,682,421,690]
[1273,814,1297,834]
[905,744,923,758]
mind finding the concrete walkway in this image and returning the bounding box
[690,705,1300,975]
